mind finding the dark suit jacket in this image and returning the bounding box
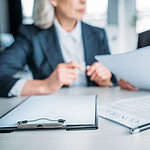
[137,30,150,48]
[0,22,117,97]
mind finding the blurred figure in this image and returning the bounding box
[137,30,150,49]
[0,0,117,97]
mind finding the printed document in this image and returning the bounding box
[99,96,150,128]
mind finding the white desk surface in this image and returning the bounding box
[0,86,150,150]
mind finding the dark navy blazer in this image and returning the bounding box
[0,22,117,97]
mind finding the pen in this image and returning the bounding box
[130,123,150,134]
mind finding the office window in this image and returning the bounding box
[21,0,34,24]
[84,0,108,27]
[136,0,150,33]
[21,0,108,27]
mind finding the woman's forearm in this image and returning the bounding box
[21,80,51,96]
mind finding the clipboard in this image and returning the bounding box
[0,95,98,132]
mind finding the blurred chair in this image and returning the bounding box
[0,33,14,51]
[137,30,150,48]
[0,0,31,78]
[0,0,22,51]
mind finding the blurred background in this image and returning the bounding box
[0,0,150,53]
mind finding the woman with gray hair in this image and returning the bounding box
[0,0,117,97]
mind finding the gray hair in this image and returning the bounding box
[32,0,55,29]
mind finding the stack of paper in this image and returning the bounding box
[95,46,150,90]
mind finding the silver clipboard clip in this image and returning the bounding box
[17,118,66,129]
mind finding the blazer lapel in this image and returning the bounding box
[81,22,97,66]
[40,23,97,69]
[81,22,99,86]
[40,25,64,70]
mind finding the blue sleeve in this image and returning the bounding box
[0,26,32,97]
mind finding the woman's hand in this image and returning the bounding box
[86,62,112,87]
[44,61,83,93]
[21,62,82,96]
[119,79,137,91]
